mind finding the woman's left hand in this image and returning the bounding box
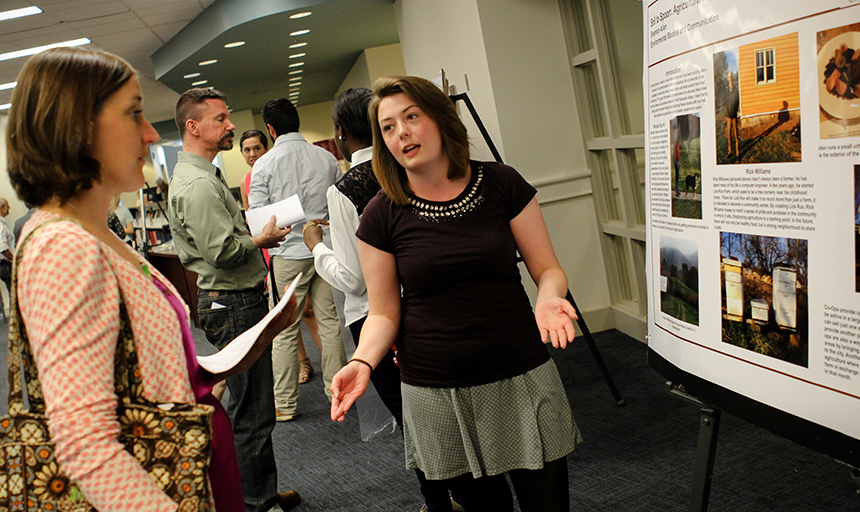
[535,297,578,349]
[302,220,329,251]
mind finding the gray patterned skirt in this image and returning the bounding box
[401,359,582,480]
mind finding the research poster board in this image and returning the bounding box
[644,0,860,458]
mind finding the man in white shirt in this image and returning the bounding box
[0,198,15,292]
[249,98,347,421]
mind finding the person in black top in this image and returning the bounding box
[330,76,582,512]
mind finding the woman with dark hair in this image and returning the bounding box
[6,46,295,511]
[240,129,269,210]
[330,76,582,512]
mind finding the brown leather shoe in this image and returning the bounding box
[276,490,301,510]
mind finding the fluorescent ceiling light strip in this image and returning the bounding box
[0,6,42,22]
[0,38,90,63]
[0,103,11,111]
[0,82,15,91]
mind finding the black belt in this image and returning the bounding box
[200,280,265,298]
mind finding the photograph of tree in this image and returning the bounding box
[660,236,699,326]
[720,232,808,367]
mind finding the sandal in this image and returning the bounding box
[298,358,314,384]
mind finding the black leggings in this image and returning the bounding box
[444,457,569,512]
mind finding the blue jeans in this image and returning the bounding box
[198,287,278,512]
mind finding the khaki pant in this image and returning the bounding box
[270,257,346,415]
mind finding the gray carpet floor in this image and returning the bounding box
[2,316,858,510]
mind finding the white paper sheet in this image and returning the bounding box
[197,273,302,373]
[245,195,305,237]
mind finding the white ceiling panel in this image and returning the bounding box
[63,11,138,29]
[43,2,131,23]
[5,29,85,50]
[66,17,145,37]
[39,0,124,14]
[124,0,209,10]
[0,0,33,8]
[137,8,203,28]
[149,21,188,43]
[94,28,162,52]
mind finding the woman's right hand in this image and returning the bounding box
[330,362,371,422]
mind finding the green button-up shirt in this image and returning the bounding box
[168,151,267,290]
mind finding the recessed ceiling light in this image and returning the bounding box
[183,73,201,79]
[290,83,302,87]
[289,42,307,49]
[288,70,302,75]
[0,81,15,91]
[289,53,306,59]
[0,38,90,63]
[0,103,11,110]
[290,30,310,37]
[192,80,208,86]
[224,41,245,48]
[0,6,42,22]
[288,62,304,68]
[289,77,301,81]
[199,59,217,66]
[290,12,312,19]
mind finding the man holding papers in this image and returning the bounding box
[249,97,347,422]
[168,88,302,512]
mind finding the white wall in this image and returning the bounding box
[394,0,612,325]
[394,0,504,163]
[337,43,407,98]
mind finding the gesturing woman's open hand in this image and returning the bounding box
[534,297,578,349]
[330,362,371,422]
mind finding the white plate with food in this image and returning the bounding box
[819,31,860,120]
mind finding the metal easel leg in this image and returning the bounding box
[565,290,625,406]
[689,407,721,512]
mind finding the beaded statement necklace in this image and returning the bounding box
[409,166,485,223]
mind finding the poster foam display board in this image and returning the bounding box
[644,0,860,465]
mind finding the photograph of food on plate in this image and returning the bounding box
[818,24,860,139]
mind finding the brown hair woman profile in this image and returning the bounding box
[6,46,295,511]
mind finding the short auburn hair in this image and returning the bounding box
[175,88,228,140]
[6,47,135,206]
[368,76,470,205]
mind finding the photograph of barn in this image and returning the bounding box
[720,232,808,367]
[714,33,802,164]
[660,236,699,326]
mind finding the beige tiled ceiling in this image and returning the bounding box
[0,0,215,122]
[0,1,399,124]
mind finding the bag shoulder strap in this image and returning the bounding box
[6,216,147,416]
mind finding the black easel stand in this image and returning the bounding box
[565,289,625,406]
[668,383,722,512]
[449,90,625,406]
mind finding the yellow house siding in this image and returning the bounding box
[738,33,800,117]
